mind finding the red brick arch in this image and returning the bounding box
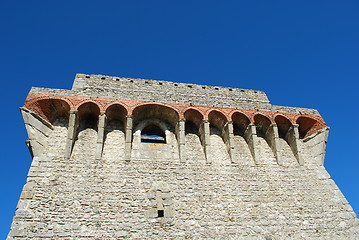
[25,97,72,124]
[184,108,204,129]
[296,116,319,139]
[132,103,180,129]
[208,110,228,130]
[23,92,328,137]
[274,114,293,138]
[75,100,103,113]
[104,102,129,114]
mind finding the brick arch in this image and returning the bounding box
[184,108,203,126]
[205,109,229,122]
[132,103,180,130]
[184,108,204,135]
[75,100,104,114]
[77,102,101,130]
[254,113,272,137]
[274,114,292,138]
[129,102,180,116]
[231,111,251,136]
[208,110,228,131]
[26,98,71,125]
[296,116,318,139]
[104,102,129,114]
[25,96,74,110]
[229,110,251,122]
[105,103,128,124]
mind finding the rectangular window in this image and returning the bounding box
[157,210,164,217]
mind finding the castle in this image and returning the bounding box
[8,73,359,239]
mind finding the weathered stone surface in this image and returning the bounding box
[8,73,359,239]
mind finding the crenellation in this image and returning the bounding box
[8,73,359,239]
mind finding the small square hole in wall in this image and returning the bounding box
[174,84,178,86]
[159,82,163,85]
[130,80,134,83]
[101,77,106,80]
[202,86,206,89]
[85,75,90,78]
[157,210,164,217]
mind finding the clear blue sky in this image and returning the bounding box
[1,0,358,237]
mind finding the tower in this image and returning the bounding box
[8,73,359,239]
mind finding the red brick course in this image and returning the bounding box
[24,93,326,138]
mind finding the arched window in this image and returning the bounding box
[141,124,166,144]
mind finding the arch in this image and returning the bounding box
[184,109,203,135]
[75,99,103,113]
[208,110,227,131]
[134,118,169,133]
[132,104,179,130]
[254,114,271,137]
[141,124,166,144]
[104,102,129,114]
[231,111,250,136]
[296,116,317,139]
[275,115,292,138]
[29,98,71,125]
[105,104,127,125]
[134,119,170,144]
[77,102,100,130]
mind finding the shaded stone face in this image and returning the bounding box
[8,74,359,239]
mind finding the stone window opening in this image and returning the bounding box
[155,190,165,218]
[157,209,164,218]
[141,124,166,144]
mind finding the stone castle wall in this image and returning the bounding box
[30,73,319,115]
[8,74,359,239]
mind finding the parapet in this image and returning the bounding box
[29,73,319,115]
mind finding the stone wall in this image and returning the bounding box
[30,73,319,115]
[8,74,359,239]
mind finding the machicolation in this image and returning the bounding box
[8,73,359,239]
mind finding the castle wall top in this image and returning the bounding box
[29,73,319,115]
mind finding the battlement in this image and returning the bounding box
[28,73,319,115]
[72,73,270,105]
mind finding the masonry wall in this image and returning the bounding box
[8,121,359,239]
[8,74,359,239]
[30,73,319,115]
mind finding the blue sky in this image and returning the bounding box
[1,0,358,237]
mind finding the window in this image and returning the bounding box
[141,125,166,144]
[157,210,164,217]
